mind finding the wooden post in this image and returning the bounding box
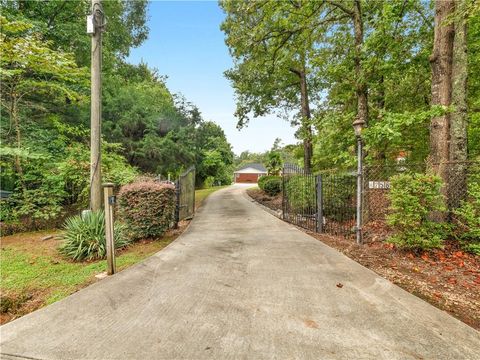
[103,183,115,275]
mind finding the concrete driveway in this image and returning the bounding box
[1,185,479,359]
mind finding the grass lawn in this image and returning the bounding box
[195,185,229,209]
[0,186,225,324]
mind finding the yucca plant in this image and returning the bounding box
[60,210,130,261]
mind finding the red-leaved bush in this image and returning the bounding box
[118,181,176,240]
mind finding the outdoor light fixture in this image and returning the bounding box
[353,116,366,245]
[352,117,366,137]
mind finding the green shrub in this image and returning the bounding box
[60,210,130,261]
[284,175,316,212]
[118,180,176,240]
[258,175,278,191]
[387,173,447,250]
[454,182,480,253]
[263,177,282,196]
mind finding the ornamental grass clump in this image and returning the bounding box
[118,180,176,240]
[60,210,130,261]
[387,173,447,251]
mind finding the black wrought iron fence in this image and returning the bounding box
[175,166,195,226]
[320,170,356,236]
[282,163,317,232]
[282,164,356,237]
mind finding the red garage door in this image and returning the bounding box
[235,173,260,183]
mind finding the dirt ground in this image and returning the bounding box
[247,188,283,211]
[247,188,480,330]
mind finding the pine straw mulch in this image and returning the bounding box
[247,188,283,212]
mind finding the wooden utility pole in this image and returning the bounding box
[90,0,104,211]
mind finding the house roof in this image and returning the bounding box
[234,163,267,173]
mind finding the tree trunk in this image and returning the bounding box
[353,0,368,128]
[449,0,468,208]
[11,96,24,183]
[290,65,313,173]
[298,69,313,174]
[429,0,455,201]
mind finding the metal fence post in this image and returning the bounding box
[103,183,116,275]
[356,137,364,245]
[192,168,196,213]
[282,166,286,220]
[316,174,323,233]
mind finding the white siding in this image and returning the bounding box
[234,167,267,174]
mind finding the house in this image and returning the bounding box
[234,163,267,183]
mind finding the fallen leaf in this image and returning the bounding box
[438,252,446,262]
[336,283,344,288]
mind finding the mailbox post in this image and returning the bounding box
[103,183,116,275]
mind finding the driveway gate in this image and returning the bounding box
[282,164,356,236]
[175,166,195,226]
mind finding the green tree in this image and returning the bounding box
[1,0,149,69]
[266,151,283,176]
[0,16,87,184]
[221,0,330,172]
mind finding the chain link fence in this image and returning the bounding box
[364,161,479,221]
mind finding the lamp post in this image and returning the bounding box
[353,117,366,245]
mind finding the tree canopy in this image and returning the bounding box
[1,3,234,228]
[221,0,480,172]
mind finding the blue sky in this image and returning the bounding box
[127,0,298,155]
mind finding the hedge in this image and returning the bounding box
[118,180,176,240]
